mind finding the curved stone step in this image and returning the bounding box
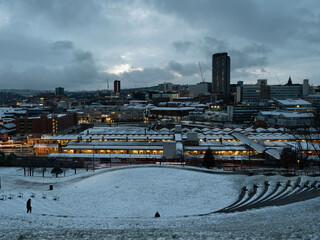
[214,180,320,214]
[224,185,258,212]
[236,180,298,212]
[249,182,282,208]
[276,178,303,199]
[243,181,319,211]
[232,182,270,211]
[244,181,269,207]
[311,181,319,188]
[270,187,309,206]
[273,186,320,206]
[215,187,248,213]
[265,180,292,202]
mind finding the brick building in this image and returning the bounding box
[16,112,78,137]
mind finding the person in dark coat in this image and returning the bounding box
[155,211,160,218]
[26,198,32,213]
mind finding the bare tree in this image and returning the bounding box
[292,126,320,168]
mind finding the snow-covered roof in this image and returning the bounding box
[34,143,59,148]
[63,145,163,150]
[287,142,320,151]
[151,107,195,111]
[259,111,314,118]
[1,123,16,129]
[276,99,311,106]
[184,145,247,151]
[256,127,266,132]
[233,128,243,132]
[47,153,163,159]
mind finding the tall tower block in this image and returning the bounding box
[212,53,230,103]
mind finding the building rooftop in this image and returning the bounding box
[276,99,311,106]
[259,111,314,118]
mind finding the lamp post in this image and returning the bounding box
[92,145,95,172]
[109,151,112,168]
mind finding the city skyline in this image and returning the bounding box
[0,0,320,91]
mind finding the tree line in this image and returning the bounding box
[0,151,84,177]
[202,147,315,170]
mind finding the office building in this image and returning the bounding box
[227,101,274,123]
[55,87,64,95]
[114,80,121,95]
[188,82,212,97]
[16,112,78,137]
[212,52,230,103]
[256,111,314,128]
[236,78,312,102]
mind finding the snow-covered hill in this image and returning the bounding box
[1,166,320,239]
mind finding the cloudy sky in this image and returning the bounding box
[0,0,319,91]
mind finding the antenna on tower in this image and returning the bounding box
[198,62,205,82]
[107,78,109,90]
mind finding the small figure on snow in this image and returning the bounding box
[155,211,160,218]
[26,198,32,213]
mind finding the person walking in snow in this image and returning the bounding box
[155,211,160,218]
[26,198,32,213]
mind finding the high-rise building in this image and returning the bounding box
[114,80,121,95]
[212,52,230,103]
[303,79,310,96]
[55,87,64,95]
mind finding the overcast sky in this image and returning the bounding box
[0,0,319,91]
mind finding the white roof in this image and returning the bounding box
[47,153,163,159]
[233,128,243,132]
[276,99,311,106]
[259,111,314,118]
[256,127,266,132]
[63,145,163,150]
[34,143,59,148]
[151,107,195,111]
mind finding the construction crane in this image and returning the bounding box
[198,62,205,82]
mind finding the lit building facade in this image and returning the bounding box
[16,112,78,137]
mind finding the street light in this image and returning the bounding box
[92,145,95,172]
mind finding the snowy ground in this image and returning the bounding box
[0,165,320,239]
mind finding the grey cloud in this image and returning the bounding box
[73,50,94,63]
[168,61,199,77]
[153,0,320,45]
[0,43,104,90]
[0,34,52,65]
[203,37,226,51]
[172,41,193,53]
[232,69,258,84]
[52,41,74,50]
[0,62,103,91]
[0,0,320,89]
[173,36,271,70]
[200,37,227,58]
[229,43,271,70]
[230,51,268,69]
[121,67,175,84]
[4,0,103,29]
[243,44,271,55]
